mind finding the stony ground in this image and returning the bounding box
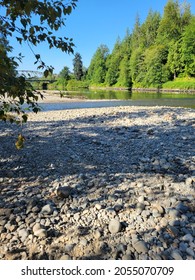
[0,105,195,260]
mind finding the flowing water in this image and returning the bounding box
[40,90,195,111]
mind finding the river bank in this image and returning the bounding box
[0,106,194,260]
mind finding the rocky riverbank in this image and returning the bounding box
[0,106,194,260]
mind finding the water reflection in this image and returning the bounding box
[40,90,195,111]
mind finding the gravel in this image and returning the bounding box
[0,105,194,260]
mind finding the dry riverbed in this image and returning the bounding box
[0,105,195,260]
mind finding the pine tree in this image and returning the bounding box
[87,45,109,84]
[73,52,83,81]
[105,38,122,86]
[181,16,195,76]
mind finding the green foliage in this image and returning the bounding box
[0,0,77,124]
[59,66,71,80]
[167,39,184,78]
[143,45,170,87]
[163,77,195,89]
[87,45,109,84]
[66,79,89,90]
[73,53,83,81]
[156,0,191,44]
[181,16,195,76]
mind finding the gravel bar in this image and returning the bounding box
[0,106,195,260]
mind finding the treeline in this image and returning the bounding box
[40,0,195,90]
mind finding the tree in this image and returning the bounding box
[73,52,83,81]
[105,38,122,86]
[181,16,195,76]
[87,45,109,84]
[59,66,71,80]
[0,0,77,124]
[167,39,184,79]
[140,10,161,48]
[144,45,170,87]
[156,0,191,45]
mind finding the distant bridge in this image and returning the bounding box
[18,70,44,78]
[18,70,57,89]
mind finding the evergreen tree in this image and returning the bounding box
[131,14,142,49]
[87,45,109,84]
[140,10,161,48]
[117,31,132,87]
[144,45,170,87]
[167,39,184,79]
[105,38,122,86]
[59,66,70,80]
[73,52,83,81]
[156,0,191,45]
[181,16,195,76]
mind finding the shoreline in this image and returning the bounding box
[37,90,195,105]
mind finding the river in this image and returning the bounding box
[39,90,195,111]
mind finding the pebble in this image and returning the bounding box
[108,219,122,234]
[56,186,72,199]
[0,106,194,260]
[132,240,148,254]
[41,204,53,215]
[171,250,183,260]
[60,254,71,260]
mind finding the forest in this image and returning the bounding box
[35,0,195,91]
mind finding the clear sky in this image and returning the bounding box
[7,0,195,74]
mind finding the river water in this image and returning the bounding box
[40,90,195,111]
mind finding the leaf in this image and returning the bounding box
[15,134,25,150]
[22,114,28,123]
[35,54,40,60]
[44,69,49,77]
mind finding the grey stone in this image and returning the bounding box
[182,234,193,242]
[32,222,44,232]
[57,187,72,198]
[132,240,148,254]
[176,202,189,213]
[94,230,101,239]
[60,254,71,260]
[41,204,53,215]
[34,229,47,238]
[168,208,179,219]
[171,250,183,260]
[18,229,29,242]
[108,219,121,234]
[186,248,194,257]
[122,254,133,260]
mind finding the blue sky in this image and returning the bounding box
[6,0,195,74]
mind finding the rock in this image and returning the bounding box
[18,229,29,242]
[168,208,179,219]
[0,208,12,217]
[80,238,88,246]
[176,202,189,214]
[132,240,148,254]
[108,219,121,234]
[186,248,194,257]
[122,254,133,260]
[171,250,183,260]
[182,234,193,242]
[33,228,47,238]
[41,204,53,215]
[32,223,43,233]
[94,230,101,239]
[114,205,123,212]
[60,254,71,260]
[57,187,72,198]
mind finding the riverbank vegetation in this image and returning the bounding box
[38,0,195,92]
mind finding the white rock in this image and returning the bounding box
[108,219,121,234]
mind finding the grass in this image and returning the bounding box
[162,77,195,90]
